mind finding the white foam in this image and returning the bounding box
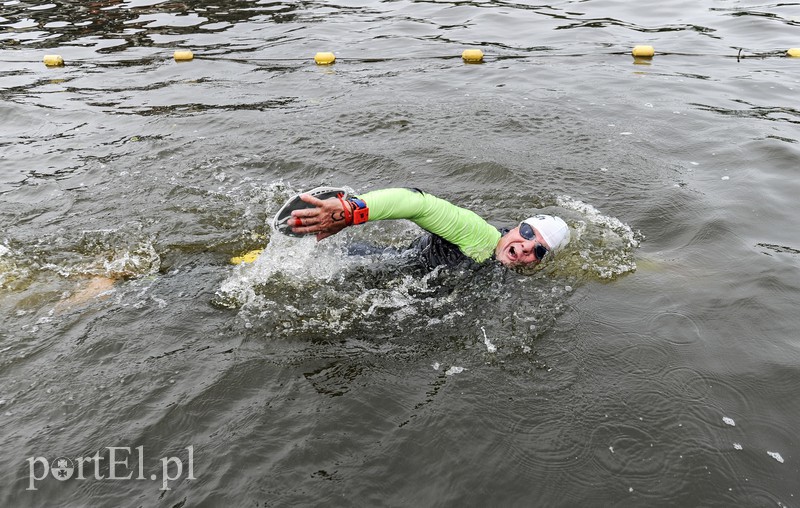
[558,196,640,248]
[445,366,465,376]
[102,241,161,278]
[481,326,497,353]
[556,195,640,279]
[768,451,784,463]
[218,233,352,308]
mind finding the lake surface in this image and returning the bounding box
[2,0,800,506]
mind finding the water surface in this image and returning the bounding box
[2,0,800,506]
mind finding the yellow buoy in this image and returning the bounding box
[462,49,484,63]
[787,48,800,57]
[632,45,655,58]
[314,52,336,65]
[173,50,194,62]
[230,249,263,265]
[43,55,64,67]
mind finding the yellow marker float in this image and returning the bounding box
[632,45,655,58]
[787,48,800,57]
[173,50,194,62]
[314,52,336,65]
[462,49,484,63]
[43,55,64,67]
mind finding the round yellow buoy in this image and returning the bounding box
[462,49,484,63]
[787,48,800,57]
[632,45,655,58]
[173,50,194,62]
[231,249,263,265]
[314,52,336,65]
[43,55,64,67]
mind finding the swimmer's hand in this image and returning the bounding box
[289,193,348,241]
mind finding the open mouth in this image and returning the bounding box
[508,244,518,261]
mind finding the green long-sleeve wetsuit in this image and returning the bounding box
[356,188,502,266]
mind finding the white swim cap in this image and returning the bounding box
[522,215,571,252]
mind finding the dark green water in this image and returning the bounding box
[2,1,800,506]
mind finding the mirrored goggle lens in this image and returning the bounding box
[519,222,535,240]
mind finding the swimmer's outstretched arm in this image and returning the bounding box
[290,188,501,262]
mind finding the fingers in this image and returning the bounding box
[287,196,345,238]
[290,219,345,239]
[298,193,326,206]
[291,196,338,219]
[291,207,320,218]
[289,215,326,234]
[289,215,330,233]
[288,216,316,228]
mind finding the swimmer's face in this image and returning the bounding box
[495,224,550,267]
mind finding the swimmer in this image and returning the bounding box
[287,187,570,270]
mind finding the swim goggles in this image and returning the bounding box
[519,222,549,261]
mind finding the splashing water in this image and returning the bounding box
[0,245,32,292]
[482,326,497,353]
[215,188,640,352]
[216,227,472,340]
[556,195,641,280]
[38,232,161,280]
